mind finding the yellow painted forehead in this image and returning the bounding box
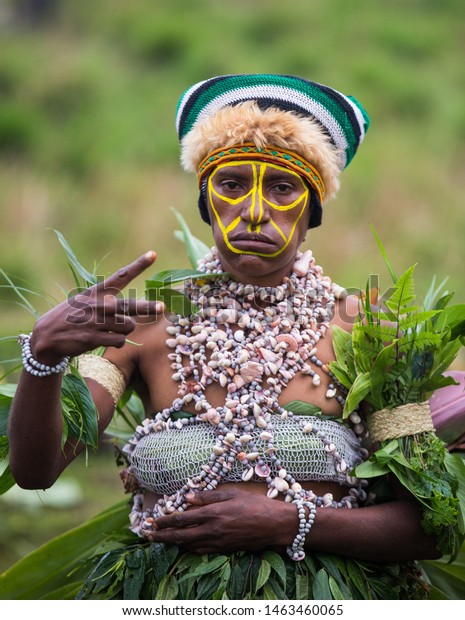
[212,158,307,181]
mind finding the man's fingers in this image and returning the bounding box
[94,251,157,294]
[64,298,164,329]
[154,509,204,531]
[146,524,213,550]
[113,298,165,317]
[185,489,236,507]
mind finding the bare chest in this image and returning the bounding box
[137,320,343,418]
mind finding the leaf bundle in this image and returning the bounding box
[329,237,465,558]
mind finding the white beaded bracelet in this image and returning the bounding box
[18,333,69,377]
[286,496,316,561]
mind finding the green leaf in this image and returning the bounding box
[188,555,228,578]
[328,576,346,600]
[370,225,397,284]
[0,501,130,599]
[262,550,287,586]
[170,410,194,421]
[51,229,97,288]
[262,583,279,599]
[155,574,179,600]
[444,453,465,534]
[228,563,246,600]
[146,268,207,288]
[262,576,287,599]
[421,540,465,600]
[430,340,463,378]
[0,464,15,495]
[171,208,210,268]
[41,582,84,600]
[352,326,383,373]
[343,372,371,417]
[196,571,222,599]
[353,459,390,478]
[420,374,458,396]
[422,276,450,311]
[384,264,417,313]
[78,548,125,598]
[369,577,400,600]
[61,370,99,451]
[0,385,15,435]
[283,400,322,417]
[303,554,317,577]
[368,343,396,409]
[356,322,399,343]
[211,563,230,600]
[312,568,333,600]
[435,304,465,336]
[123,548,147,600]
[398,310,441,331]
[254,559,271,593]
[0,269,42,319]
[0,383,17,398]
[326,363,353,391]
[397,331,442,353]
[295,572,309,600]
[330,325,353,366]
[346,560,371,599]
[145,286,199,316]
[0,436,9,460]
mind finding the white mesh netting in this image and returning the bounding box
[129,417,362,495]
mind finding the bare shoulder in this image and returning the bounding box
[330,294,361,333]
[104,313,171,384]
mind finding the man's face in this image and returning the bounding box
[205,159,311,285]
[208,159,309,255]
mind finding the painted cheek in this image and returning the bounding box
[268,193,309,247]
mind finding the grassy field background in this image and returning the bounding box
[1,0,464,572]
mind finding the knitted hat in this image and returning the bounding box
[176,74,369,226]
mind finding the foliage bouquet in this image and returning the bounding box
[329,235,465,559]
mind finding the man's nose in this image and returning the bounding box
[240,185,270,228]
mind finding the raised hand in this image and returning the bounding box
[29,251,164,364]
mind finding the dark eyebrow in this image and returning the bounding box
[213,167,251,180]
[263,169,303,184]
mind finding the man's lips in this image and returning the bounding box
[229,232,276,246]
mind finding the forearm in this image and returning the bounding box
[305,499,441,562]
[8,370,69,489]
[8,252,159,490]
[149,486,441,562]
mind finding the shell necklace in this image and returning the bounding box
[127,248,368,554]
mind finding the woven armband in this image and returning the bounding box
[368,401,435,442]
[76,354,126,406]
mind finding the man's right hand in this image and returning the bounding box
[29,251,164,365]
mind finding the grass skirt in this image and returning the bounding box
[0,500,429,600]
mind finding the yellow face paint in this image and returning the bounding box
[208,160,309,257]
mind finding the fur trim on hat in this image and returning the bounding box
[180,101,342,202]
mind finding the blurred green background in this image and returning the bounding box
[1,0,464,573]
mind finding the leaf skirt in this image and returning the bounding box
[0,500,428,601]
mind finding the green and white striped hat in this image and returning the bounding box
[176,73,370,171]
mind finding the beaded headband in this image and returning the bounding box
[198,144,325,202]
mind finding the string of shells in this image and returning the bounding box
[123,248,370,539]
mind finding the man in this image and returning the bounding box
[8,75,441,598]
